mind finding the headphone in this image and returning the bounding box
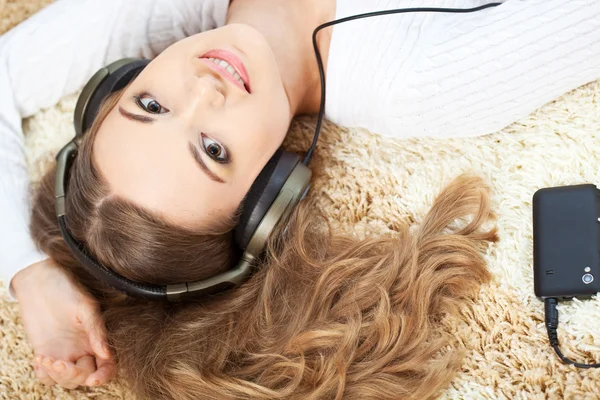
[55,3,500,302]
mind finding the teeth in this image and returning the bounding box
[206,57,246,89]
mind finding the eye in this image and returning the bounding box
[135,94,169,114]
[201,134,229,163]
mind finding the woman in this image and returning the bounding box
[2,0,599,397]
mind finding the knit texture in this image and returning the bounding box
[2,1,600,399]
[327,0,600,138]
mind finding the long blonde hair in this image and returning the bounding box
[30,90,497,399]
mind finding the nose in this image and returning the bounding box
[184,75,225,118]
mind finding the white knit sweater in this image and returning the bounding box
[2,0,600,296]
[328,0,600,137]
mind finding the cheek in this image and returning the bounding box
[246,94,290,150]
[261,82,292,133]
[226,99,290,179]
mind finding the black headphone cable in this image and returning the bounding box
[544,298,600,368]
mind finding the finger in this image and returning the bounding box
[87,323,111,360]
[74,355,97,377]
[53,360,82,389]
[41,358,81,390]
[33,358,55,387]
[40,357,72,386]
[52,356,97,389]
[85,357,116,387]
[80,304,111,359]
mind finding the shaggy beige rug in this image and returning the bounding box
[2,1,600,399]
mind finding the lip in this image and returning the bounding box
[200,49,251,93]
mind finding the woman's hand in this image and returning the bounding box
[11,259,115,389]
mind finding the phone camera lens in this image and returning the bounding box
[582,273,594,284]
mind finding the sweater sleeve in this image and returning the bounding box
[0,0,229,298]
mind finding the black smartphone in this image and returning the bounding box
[533,184,600,299]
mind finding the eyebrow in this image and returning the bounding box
[119,106,155,124]
[188,143,226,184]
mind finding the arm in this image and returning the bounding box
[0,0,229,298]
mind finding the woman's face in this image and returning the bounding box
[94,24,291,229]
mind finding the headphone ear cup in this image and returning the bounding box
[234,149,301,250]
[74,58,150,137]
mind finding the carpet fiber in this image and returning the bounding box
[2,1,600,399]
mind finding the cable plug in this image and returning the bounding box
[544,298,559,347]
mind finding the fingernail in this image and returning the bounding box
[93,380,100,386]
[54,362,66,372]
[42,358,53,367]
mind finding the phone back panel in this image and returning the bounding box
[533,184,600,298]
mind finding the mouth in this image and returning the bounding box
[199,49,251,93]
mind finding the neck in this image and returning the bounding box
[226,0,335,116]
